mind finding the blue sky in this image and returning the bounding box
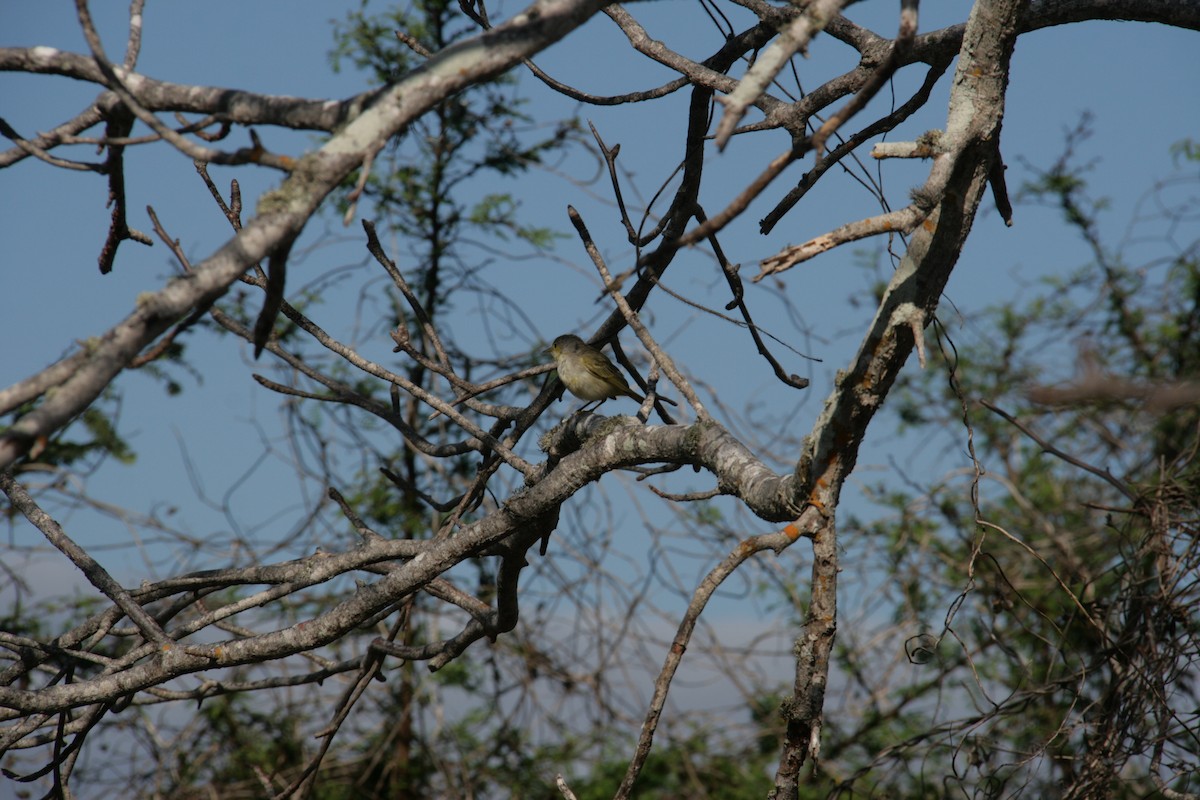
[4,4,1197,380]
[2,0,1198,674]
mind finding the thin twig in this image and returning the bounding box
[980,400,1138,502]
[0,472,172,647]
[810,0,918,156]
[567,205,701,419]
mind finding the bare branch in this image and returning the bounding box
[0,0,612,471]
[713,0,850,150]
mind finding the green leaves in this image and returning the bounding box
[849,140,1200,794]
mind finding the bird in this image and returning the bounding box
[544,334,668,408]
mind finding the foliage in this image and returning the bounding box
[148,2,588,796]
[837,133,1200,796]
[2,2,1198,799]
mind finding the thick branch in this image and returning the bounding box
[0,416,799,718]
[0,47,368,137]
[0,0,611,471]
[771,0,1027,791]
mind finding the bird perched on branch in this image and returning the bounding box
[544,334,673,409]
